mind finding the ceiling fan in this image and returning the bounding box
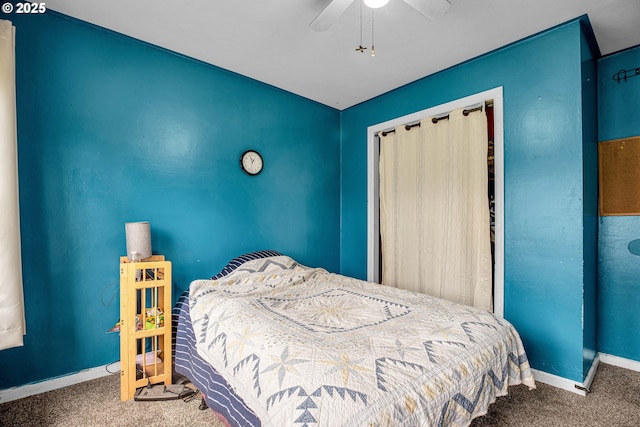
[310,0,451,31]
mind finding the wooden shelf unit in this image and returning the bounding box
[119,255,172,401]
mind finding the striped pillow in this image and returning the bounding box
[210,250,282,279]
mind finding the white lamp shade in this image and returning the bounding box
[125,221,152,261]
[364,0,390,8]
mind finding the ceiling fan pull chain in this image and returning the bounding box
[371,8,376,57]
[356,0,368,53]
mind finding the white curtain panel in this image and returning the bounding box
[0,19,25,350]
[380,108,492,311]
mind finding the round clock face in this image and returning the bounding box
[240,150,263,176]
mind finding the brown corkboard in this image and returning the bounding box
[599,136,640,216]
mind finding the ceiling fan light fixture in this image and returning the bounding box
[363,0,390,9]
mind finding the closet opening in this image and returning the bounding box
[366,87,504,317]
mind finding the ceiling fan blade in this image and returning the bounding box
[310,0,355,31]
[403,0,451,21]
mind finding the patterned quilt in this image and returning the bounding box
[189,256,535,426]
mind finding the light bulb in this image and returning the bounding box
[363,0,390,9]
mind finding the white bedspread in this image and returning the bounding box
[189,256,535,426]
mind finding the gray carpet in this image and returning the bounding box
[471,363,640,427]
[1,363,638,426]
[0,373,224,427]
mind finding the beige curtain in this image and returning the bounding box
[380,108,492,311]
[0,19,25,350]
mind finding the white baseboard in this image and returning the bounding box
[599,352,640,372]
[583,353,600,391]
[531,369,586,396]
[0,362,120,404]
[531,354,600,396]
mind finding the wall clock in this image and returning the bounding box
[240,149,263,176]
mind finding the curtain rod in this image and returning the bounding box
[378,105,484,137]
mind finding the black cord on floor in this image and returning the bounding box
[182,388,200,402]
[105,360,120,374]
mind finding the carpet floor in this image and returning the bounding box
[0,373,224,427]
[471,362,640,427]
[1,363,638,426]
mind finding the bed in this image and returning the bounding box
[174,250,535,426]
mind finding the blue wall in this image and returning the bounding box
[340,20,598,382]
[597,46,640,362]
[0,12,341,389]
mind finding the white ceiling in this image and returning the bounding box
[41,0,640,110]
